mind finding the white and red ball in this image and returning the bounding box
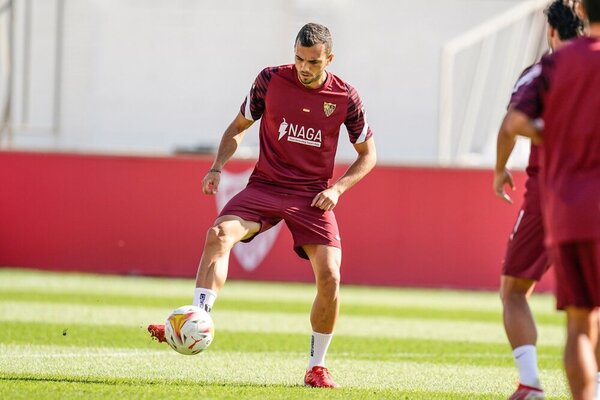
[164,305,214,355]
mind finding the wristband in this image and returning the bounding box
[208,168,221,173]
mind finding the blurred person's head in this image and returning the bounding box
[545,0,584,50]
[294,23,334,88]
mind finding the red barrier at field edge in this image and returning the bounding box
[0,151,554,292]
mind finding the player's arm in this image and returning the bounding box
[494,109,541,203]
[202,112,254,195]
[311,137,377,211]
[494,57,547,204]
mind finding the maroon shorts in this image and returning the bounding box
[550,241,600,310]
[218,182,341,259]
[502,206,549,281]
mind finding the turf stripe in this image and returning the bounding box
[0,344,569,397]
[0,377,558,400]
[0,268,557,311]
[1,321,563,368]
[0,300,566,344]
[0,290,564,324]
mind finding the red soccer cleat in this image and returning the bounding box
[508,383,545,400]
[147,324,166,343]
[304,366,340,388]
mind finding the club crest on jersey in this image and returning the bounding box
[277,118,322,147]
[323,102,336,117]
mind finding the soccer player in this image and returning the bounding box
[493,2,583,399]
[495,0,600,398]
[149,22,376,388]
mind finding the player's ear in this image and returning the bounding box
[575,1,586,20]
[546,25,556,50]
[327,52,334,64]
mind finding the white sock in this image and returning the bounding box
[308,331,333,369]
[595,372,600,400]
[193,288,217,313]
[513,345,542,389]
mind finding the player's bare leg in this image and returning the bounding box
[564,307,598,400]
[303,244,341,388]
[595,318,600,400]
[194,215,260,308]
[305,244,341,334]
[148,215,259,343]
[501,275,545,398]
[500,275,544,379]
[501,275,537,348]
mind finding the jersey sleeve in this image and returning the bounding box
[344,83,373,144]
[240,67,274,121]
[512,55,553,120]
[509,64,541,108]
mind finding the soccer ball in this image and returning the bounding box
[164,305,214,355]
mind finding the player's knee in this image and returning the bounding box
[500,286,527,305]
[205,225,235,250]
[499,285,510,302]
[500,277,534,302]
[316,269,340,296]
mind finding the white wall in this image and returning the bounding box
[4,0,529,164]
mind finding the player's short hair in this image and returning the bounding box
[295,23,333,54]
[583,0,600,22]
[545,0,584,40]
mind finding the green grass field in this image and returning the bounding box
[0,268,568,399]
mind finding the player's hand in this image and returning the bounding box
[493,169,515,204]
[202,170,221,195]
[311,187,340,211]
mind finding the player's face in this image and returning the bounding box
[294,42,333,89]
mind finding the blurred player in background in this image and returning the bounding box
[495,0,600,398]
[494,2,583,398]
[149,22,376,388]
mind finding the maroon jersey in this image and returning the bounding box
[501,65,547,281]
[510,63,542,178]
[240,64,372,193]
[513,37,600,245]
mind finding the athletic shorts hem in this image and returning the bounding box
[293,241,342,260]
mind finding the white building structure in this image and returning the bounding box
[0,0,548,166]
